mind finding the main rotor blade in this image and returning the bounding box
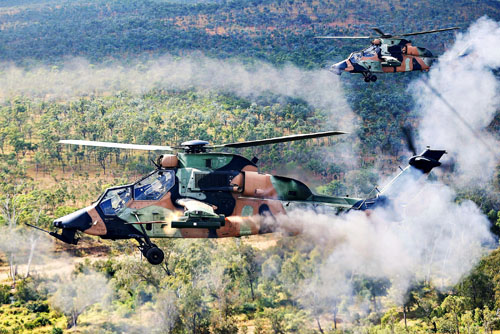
[211,130,347,149]
[59,140,173,151]
[398,27,459,37]
[371,28,387,37]
[316,27,459,41]
[315,36,372,39]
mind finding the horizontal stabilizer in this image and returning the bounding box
[421,149,446,161]
[409,149,446,174]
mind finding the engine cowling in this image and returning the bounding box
[158,154,179,168]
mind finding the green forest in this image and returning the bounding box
[0,0,500,333]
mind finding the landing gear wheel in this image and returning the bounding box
[145,247,164,265]
[363,72,376,83]
[135,228,165,265]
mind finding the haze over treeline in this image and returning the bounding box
[1,0,499,65]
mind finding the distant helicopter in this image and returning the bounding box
[316,27,459,82]
[27,131,445,265]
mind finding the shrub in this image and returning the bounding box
[24,315,51,330]
[0,286,11,304]
[13,279,39,302]
[26,301,49,313]
[239,302,257,315]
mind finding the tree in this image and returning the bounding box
[113,258,166,291]
[239,244,260,301]
[481,306,499,334]
[0,285,11,304]
[50,272,111,328]
[298,276,342,333]
[456,268,495,310]
[265,308,285,334]
[24,210,42,279]
[410,282,441,330]
[352,276,390,313]
[205,263,238,322]
[496,210,500,232]
[460,310,478,334]
[279,253,306,293]
[177,285,210,334]
[381,307,400,334]
[441,295,467,334]
[325,180,348,196]
[0,193,24,286]
[96,148,112,174]
[151,289,179,334]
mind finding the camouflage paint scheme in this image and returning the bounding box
[60,152,361,242]
[50,148,445,265]
[54,147,446,246]
[330,38,434,78]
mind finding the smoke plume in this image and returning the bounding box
[288,17,500,316]
[288,19,500,318]
[412,16,500,183]
[281,176,495,318]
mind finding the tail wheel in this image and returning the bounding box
[145,247,164,265]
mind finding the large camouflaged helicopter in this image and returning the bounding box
[316,27,459,82]
[28,131,445,265]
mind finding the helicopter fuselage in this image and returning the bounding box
[47,146,446,265]
[53,152,360,243]
[331,39,434,81]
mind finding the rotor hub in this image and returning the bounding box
[179,140,210,153]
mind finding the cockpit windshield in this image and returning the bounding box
[349,51,361,63]
[99,186,131,216]
[134,170,175,201]
[97,170,175,216]
[362,45,378,57]
[349,45,380,63]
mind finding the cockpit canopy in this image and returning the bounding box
[97,169,176,216]
[349,45,380,63]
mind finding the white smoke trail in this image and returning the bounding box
[297,19,500,314]
[277,50,499,311]
[0,55,355,131]
[280,176,495,317]
[411,16,500,183]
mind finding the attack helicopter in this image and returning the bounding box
[316,27,459,82]
[27,131,445,265]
